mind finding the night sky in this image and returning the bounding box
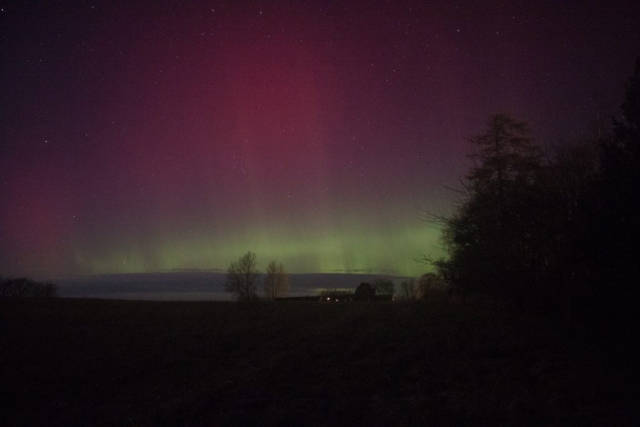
[1,1,639,279]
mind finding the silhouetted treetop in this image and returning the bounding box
[355,282,375,301]
[467,114,542,191]
[264,261,289,300]
[225,251,260,302]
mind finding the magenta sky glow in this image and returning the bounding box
[1,1,639,279]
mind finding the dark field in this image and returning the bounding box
[0,298,636,426]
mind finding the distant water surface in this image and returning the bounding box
[56,272,406,301]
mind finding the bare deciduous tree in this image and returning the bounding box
[398,279,418,301]
[372,279,395,296]
[417,273,445,298]
[226,251,260,301]
[263,260,289,300]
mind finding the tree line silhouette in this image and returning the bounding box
[225,251,290,301]
[221,58,640,330]
[225,252,400,302]
[426,58,640,332]
[0,276,58,298]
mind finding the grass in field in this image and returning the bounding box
[0,298,636,425]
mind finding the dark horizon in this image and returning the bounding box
[54,270,410,300]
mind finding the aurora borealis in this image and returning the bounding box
[1,1,639,279]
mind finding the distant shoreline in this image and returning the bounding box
[54,271,411,301]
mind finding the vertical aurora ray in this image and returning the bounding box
[63,220,444,276]
[1,2,637,279]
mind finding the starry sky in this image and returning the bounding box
[1,1,639,279]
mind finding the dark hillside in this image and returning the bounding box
[0,298,635,425]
